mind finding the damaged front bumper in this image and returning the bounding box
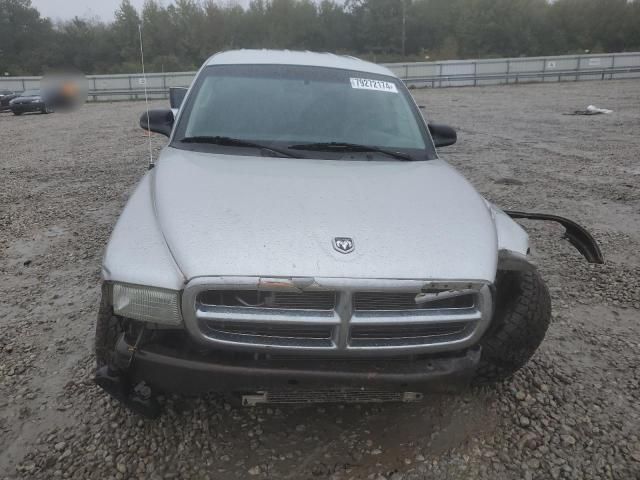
[96,330,481,416]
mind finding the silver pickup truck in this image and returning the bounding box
[95,50,602,417]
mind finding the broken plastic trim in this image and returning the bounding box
[504,211,604,264]
[414,289,476,304]
[95,365,161,418]
[94,328,162,418]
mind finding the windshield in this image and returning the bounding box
[172,65,435,160]
[22,90,40,96]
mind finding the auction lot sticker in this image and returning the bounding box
[350,77,398,93]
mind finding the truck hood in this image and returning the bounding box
[153,148,498,282]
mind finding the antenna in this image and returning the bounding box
[139,23,154,169]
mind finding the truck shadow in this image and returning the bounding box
[150,389,498,478]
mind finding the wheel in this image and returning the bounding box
[473,269,551,384]
[95,284,122,368]
[13,111,22,116]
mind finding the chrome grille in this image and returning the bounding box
[182,279,493,355]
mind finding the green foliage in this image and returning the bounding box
[0,0,55,74]
[1,0,640,75]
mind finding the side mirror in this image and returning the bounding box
[140,108,174,137]
[428,123,457,148]
[169,87,188,109]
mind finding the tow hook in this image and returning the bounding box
[94,327,161,418]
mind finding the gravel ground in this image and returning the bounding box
[1,79,639,480]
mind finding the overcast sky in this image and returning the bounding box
[31,0,143,21]
[31,0,249,22]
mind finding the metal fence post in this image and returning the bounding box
[611,54,616,80]
[506,60,510,85]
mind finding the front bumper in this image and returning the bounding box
[112,332,481,395]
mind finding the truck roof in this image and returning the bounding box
[205,49,395,77]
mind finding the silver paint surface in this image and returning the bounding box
[101,153,530,290]
[151,148,499,282]
[489,203,529,255]
[205,49,394,77]
[102,172,185,291]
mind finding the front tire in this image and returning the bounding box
[473,269,551,384]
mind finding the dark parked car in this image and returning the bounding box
[0,90,19,111]
[9,89,53,115]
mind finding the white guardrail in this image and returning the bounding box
[1,52,639,101]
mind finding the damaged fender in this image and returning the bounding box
[486,202,536,272]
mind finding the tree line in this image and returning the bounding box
[1,0,639,75]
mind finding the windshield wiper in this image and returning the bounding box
[179,136,302,158]
[288,142,413,161]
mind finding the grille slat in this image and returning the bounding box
[198,290,336,310]
[354,292,475,311]
[350,322,468,339]
[203,322,333,340]
[349,322,471,347]
[198,319,335,348]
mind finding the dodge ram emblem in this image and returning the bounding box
[333,237,354,254]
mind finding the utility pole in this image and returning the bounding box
[401,0,407,58]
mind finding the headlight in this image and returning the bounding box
[112,283,182,326]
